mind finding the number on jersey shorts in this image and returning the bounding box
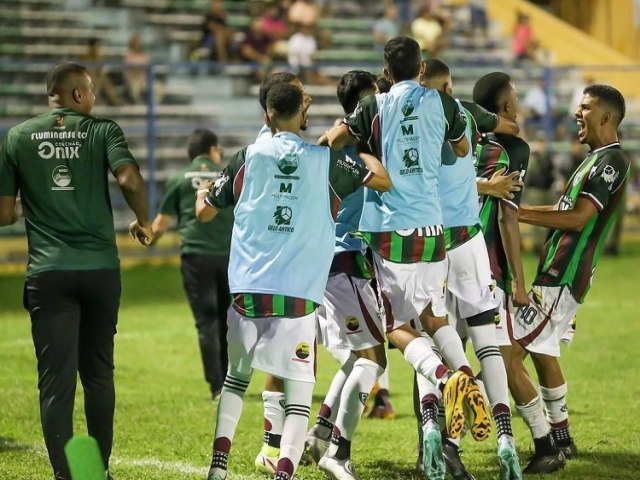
[513,285,579,357]
[494,285,514,347]
[226,306,317,382]
[446,233,498,320]
[320,273,385,350]
[373,252,447,332]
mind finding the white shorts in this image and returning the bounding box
[446,233,498,323]
[512,285,580,357]
[373,253,447,332]
[494,286,514,347]
[227,307,317,383]
[320,273,385,350]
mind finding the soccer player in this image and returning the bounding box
[150,128,233,400]
[196,82,391,480]
[303,70,389,480]
[421,60,523,480]
[511,85,630,471]
[326,36,490,480]
[252,71,313,474]
[472,72,565,474]
[0,62,152,480]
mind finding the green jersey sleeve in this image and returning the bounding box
[105,121,137,173]
[158,175,180,216]
[207,147,247,209]
[0,129,18,196]
[461,100,499,133]
[328,150,371,199]
[580,148,630,211]
[438,90,467,142]
[502,136,530,209]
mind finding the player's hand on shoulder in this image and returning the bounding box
[488,167,523,199]
[129,220,154,247]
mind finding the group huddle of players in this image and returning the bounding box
[194,35,630,480]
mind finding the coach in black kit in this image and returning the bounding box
[0,62,153,479]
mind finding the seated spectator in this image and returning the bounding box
[522,80,564,134]
[394,0,413,34]
[123,34,164,105]
[193,0,232,62]
[288,0,320,27]
[512,13,538,63]
[374,5,400,51]
[83,38,124,106]
[260,2,290,59]
[288,24,331,85]
[411,6,447,57]
[469,0,488,38]
[240,19,274,82]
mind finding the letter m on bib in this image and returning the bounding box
[280,183,292,193]
[401,124,414,136]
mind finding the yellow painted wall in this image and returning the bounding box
[486,0,640,99]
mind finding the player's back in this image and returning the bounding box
[4,108,133,274]
[475,133,529,291]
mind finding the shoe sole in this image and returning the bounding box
[423,429,446,480]
[443,372,469,439]
[466,387,491,442]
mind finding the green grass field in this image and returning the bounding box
[1,253,639,480]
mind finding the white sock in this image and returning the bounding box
[469,324,510,411]
[262,391,285,450]
[319,353,357,425]
[404,337,449,384]
[378,364,390,390]
[432,325,471,371]
[210,369,251,473]
[277,380,314,478]
[515,396,551,439]
[334,358,384,441]
[540,384,569,426]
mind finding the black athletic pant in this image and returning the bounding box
[180,254,230,395]
[24,269,120,480]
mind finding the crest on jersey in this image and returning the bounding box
[55,116,65,129]
[277,153,299,175]
[601,165,618,185]
[213,173,229,196]
[402,148,419,167]
[401,99,415,117]
[273,206,292,225]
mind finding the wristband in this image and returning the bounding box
[196,188,210,198]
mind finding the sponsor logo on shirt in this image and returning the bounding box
[345,315,361,333]
[601,164,618,190]
[51,165,74,191]
[277,153,299,175]
[293,341,311,363]
[399,147,422,175]
[268,205,294,233]
[213,173,229,196]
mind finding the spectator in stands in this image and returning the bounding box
[239,19,275,83]
[123,34,151,104]
[83,38,124,106]
[195,0,232,62]
[469,0,489,38]
[288,24,331,85]
[393,0,413,34]
[260,2,290,60]
[288,0,320,27]
[374,4,400,51]
[512,13,538,63]
[522,80,563,135]
[411,5,448,58]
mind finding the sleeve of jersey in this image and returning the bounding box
[328,150,371,199]
[343,94,378,144]
[462,101,498,133]
[158,177,179,216]
[439,91,467,142]
[502,139,530,210]
[105,121,137,172]
[0,131,18,196]
[580,150,630,211]
[205,147,246,209]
